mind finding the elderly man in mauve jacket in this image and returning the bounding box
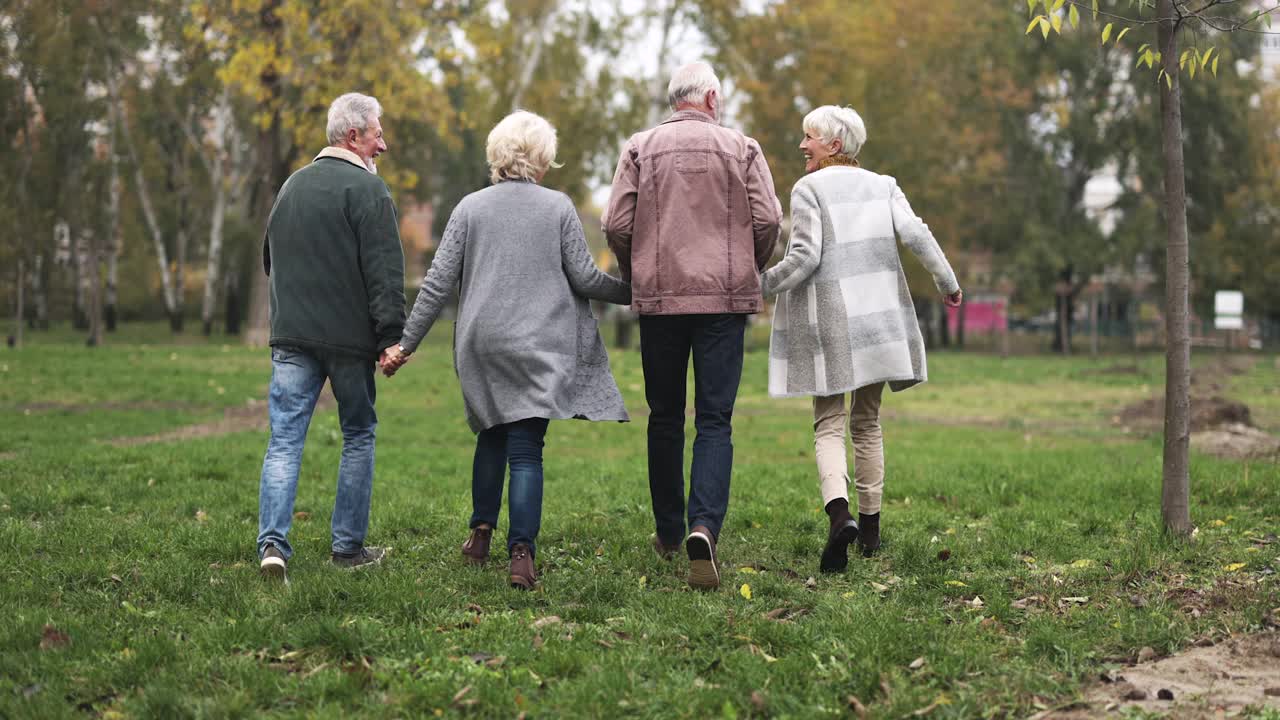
[256,92,406,582]
[602,62,782,591]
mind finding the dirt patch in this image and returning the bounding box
[107,389,336,447]
[1037,631,1280,718]
[1118,395,1256,432]
[1192,424,1280,461]
[1113,354,1277,460]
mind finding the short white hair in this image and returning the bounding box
[486,110,562,184]
[802,105,867,160]
[667,62,721,109]
[326,93,382,145]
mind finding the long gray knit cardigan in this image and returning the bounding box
[400,181,631,432]
[761,166,959,398]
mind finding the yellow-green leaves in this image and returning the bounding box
[1069,3,1079,29]
[1092,0,1100,20]
[1115,26,1131,44]
[1101,22,1112,44]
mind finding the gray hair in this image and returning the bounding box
[326,93,382,145]
[667,62,721,109]
[802,105,868,160]
[486,110,562,184]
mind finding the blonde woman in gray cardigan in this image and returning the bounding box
[761,106,963,572]
[381,111,631,590]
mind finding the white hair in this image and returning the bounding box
[667,62,721,109]
[486,110,562,184]
[803,105,867,160]
[326,93,382,145]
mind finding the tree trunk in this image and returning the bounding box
[1157,1,1192,537]
[1090,294,1099,356]
[105,113,122,332]
[13,258,23,349]
[170,145,191,333]
[32,254,47,330]
[108,72,180,328]
[86,229,103,347]
[203,185,227,336]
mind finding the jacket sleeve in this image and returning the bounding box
[400,204,466,354]
[745,139,783,271]
[354,193,407,352]
[762,184,821,297]
[600,141,639,281]
[889,179,960,295]
[561,198,631,305]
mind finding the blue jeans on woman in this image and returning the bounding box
[471,417,550,557]
[257,345,377,560]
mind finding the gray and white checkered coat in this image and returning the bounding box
[761,166,959,398]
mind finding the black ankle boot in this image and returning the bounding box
[858,512,880,557]
[820,499,859,573]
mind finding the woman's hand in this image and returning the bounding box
[379,344,411,377]
[944,289,963,308]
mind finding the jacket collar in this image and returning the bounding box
[314,146,372,172]
[661,109,719,126]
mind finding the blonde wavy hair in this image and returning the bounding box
[486,110,562,184]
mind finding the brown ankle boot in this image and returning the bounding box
[509,543,536,590]
[461,526,492,565]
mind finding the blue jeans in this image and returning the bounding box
[257,345,378,559]
[470,418,550,558]
[639,313,746,545]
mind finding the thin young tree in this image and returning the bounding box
[1023,0,1280,535]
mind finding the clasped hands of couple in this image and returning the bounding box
[379,345,410,377]
[376,289,960,381]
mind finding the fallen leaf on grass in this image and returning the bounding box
[531,635,544,650]
[764,606,809,622]
[39,625,70,650]
[531,616,562,630]
[638,575,647,589]
[847,695,868,719]
[746,644,776,662]
[870,582,889,592]
[908,656,926,670]
[1224,562,1247,572]
[1137,646,1156,663]
[944,580,967,587]
[740,583,752,600]
[967,596,985,608]
[1059,596,1089,605]
[738,566,758,574]
[466,603,484,614]
[194,510,208,523]
[1011,595,1043,610]
[1070,559,1094,569]
[451,686,475,708]
[911,694,951,716]
[805,576,817,589]
[750,690,767,712]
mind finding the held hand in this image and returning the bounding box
[379,345,411,377]
[944,289,963,308]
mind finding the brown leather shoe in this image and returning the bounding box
[461,526,492,565]
[509,543,536,590]
[685,525,719,590]
[653,535,681,560]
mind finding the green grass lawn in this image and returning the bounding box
[1,326,1277,719]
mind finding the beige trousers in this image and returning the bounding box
[812,382,885,515]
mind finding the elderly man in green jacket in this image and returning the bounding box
[256,92,406,581]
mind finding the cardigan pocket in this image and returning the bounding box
[576,306,609,366]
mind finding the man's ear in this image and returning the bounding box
[347,127,360,146]
[706,89,718,110]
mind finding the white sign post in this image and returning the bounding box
[1214,291,1243,330]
